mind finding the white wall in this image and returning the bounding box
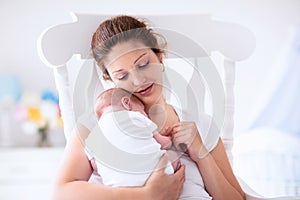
[1,0,300,134]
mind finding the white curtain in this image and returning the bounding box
[250,26,300,135]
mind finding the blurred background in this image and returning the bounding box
[0,0,299,199]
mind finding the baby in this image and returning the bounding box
[88,88,181,187]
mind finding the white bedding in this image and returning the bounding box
[233,128,300,198]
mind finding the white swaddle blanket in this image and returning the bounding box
[85,110,174,187]
[85,110,213,199]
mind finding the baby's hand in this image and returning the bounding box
[153,131,172,150]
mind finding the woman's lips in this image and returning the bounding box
[137,84,153,96]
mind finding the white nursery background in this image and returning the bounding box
[0,0,300,199]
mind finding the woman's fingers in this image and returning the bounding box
[174,164,186,188]
[173,133,192,151]
[170,121,207,161]
[145,154,185,200]
[172,126,195,143]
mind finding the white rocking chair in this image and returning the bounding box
[38,13,295,200]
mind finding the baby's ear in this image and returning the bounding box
[121,96,131,110]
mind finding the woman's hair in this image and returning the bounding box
[91,15,166,80]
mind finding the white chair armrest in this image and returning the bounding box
[53,66,75,141]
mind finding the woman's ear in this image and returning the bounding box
[121,96,131,110]
[158,53,163,64]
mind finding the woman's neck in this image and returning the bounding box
[145,97,168,116]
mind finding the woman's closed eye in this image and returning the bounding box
[138,61,149,69]
[117,61,149,80]
[118,72,128,80]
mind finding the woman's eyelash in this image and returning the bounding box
[139,61,149,68]
[117,61,149,80]
[118,73,128,80]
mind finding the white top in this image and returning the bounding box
[171,106,219,199]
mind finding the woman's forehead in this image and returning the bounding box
[105,43,151,70]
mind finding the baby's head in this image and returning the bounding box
[95,88,146,120]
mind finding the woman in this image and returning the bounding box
[52,15,245,200]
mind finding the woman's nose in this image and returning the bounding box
[132,70,146,86]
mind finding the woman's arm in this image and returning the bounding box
[171,122,245,200]
[195,139,245,200]
[51,124,185,200]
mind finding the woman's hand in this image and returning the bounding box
[169,122,208,162]
[145,154,185,200]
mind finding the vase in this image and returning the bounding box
[37,129,51,147]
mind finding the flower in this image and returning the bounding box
[14,90,63,145]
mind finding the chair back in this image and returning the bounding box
[38,13,255,165]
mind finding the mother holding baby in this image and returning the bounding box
[52,15,245,200]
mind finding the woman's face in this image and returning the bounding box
[105,41,164,107]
